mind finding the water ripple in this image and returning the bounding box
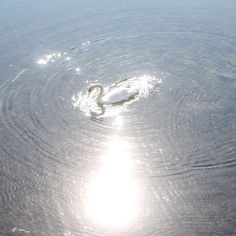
[1,3,236,235]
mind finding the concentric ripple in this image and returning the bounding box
[0,1,236,236]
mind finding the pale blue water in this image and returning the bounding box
[0,0,236,235]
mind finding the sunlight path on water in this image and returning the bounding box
[85,136,140,228]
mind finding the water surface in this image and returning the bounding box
[0,0,236,235]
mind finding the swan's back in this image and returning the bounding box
[101,87,137,105]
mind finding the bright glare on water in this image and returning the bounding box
[85,137,140,228]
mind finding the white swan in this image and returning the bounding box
[88,83,138,117]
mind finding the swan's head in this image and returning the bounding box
[88,83,104,94]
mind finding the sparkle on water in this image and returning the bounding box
[37,52,63,65]
[85,137,140,228]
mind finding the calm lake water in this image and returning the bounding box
[0,0,236,235]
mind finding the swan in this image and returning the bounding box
[88,83,139,117]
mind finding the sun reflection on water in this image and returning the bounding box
[112,116,123,130]
[85,137,140,228]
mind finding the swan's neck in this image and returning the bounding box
[89,84,105,117]
[96,85,105,116]
[95,84,104,104]
[90,103,105,118]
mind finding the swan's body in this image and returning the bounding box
[88,83,138,117]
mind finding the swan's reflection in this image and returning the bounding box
[86,137,140,228]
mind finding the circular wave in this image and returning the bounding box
[1,6,236,235]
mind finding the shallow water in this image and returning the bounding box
[0,0,236,235]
